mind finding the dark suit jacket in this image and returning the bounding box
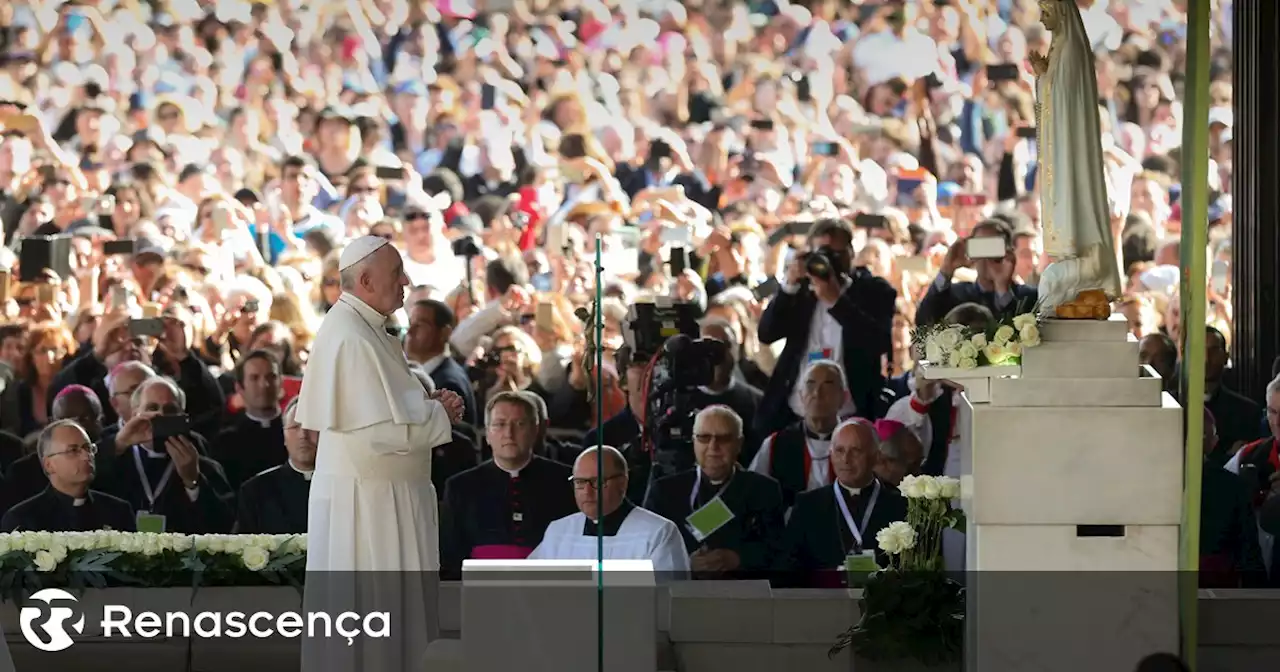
[234,463,310,534]
[643,468,786,573]
[91,432,236,533]
[430,357,478,426]
[756,268,897,437]
[783,479,908,577]
[1,487,136,532]
[1199,464,1267,587]
[916,276,1038,327]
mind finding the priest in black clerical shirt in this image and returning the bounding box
[211,350,288,489]
[783,418,907,586]
[1,420,135,532]
[234,398,313,533]
[440,392,576,578]
[645,406,785,576]
[92,376,235,533]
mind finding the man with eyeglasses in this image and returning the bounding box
[530,445,690,574]
[643,406,785,577]
[3,385,107,511]
[1,419,134,532]
[439,392,575,577]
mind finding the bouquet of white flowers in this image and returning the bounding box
[913,310,1042,369]
[832,476,966,667]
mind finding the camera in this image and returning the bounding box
[798,245,846,283]
[451,235,482,258]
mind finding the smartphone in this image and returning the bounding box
[952,193,989,207]
[794,73,811,102]
[110,284,131,310]
[150,414,192,451]
[0,270,8,304]
[480,83,497,110]
[898,256,930,274]
[375,165,406,180]
[104,239,136,256]
[1211,260,1229,294]
[811,142,838,157]
[36,284,56,304]
[987,63,1021,82]
[535,301,554,332]
[1016,126,1038,139]
[749,118,774,131]
[141,302,162,318]
[854,213,889,230]
[129,318,166,338]
[545,222,569,252]
[668,245,687,276]
[752,277,780,300]
[243,299,260,313]
[966,235,1008,260]
[18,235,72,282]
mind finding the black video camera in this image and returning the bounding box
[798,245,847,283]
[451,235,482,258]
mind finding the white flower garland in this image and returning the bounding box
[0,531,307,574]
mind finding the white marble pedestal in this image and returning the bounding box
[959,316,1183,672]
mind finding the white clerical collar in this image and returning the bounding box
[245,408,281,427]
[339,292,391,330]
[496,456,532,477]
[288,459,314,481]
[73,497,86,507]
[838,480,873,496]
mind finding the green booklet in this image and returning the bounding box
[845,551,878,587]
[136,512,167,534]
[685,497,735,542]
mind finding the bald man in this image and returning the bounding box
[530,446,691,574]
[782,419,907,584]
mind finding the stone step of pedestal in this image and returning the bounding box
[989,365,1164,407]
[960,392,1182,525]
[969,524,1179,571]
[1020,335,1139,378]
[1040,314,1130,342]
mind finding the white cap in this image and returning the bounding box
[338,236,391,272]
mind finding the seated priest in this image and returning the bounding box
[4,385,107,512]
[531,445,691,575]
[440,391,576,577]
[233,397,314,533]
[643,405,785,577]
[211,350,288,490]
[749,360,847,512]
[92,375,236,533]
[782,418,907,586]
[1,419,135,532]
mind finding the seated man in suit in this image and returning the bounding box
[2,419,135,532]
[783,418,907,586]
[645,405,785,577]
[917,218,1039,327]
[234,397,314,533]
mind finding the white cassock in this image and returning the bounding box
[530,504,692,575]
[295,293,453,672]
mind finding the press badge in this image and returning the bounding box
[808,349,833,363]
[136,512,167,534]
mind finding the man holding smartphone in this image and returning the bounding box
[916,219,1039,326]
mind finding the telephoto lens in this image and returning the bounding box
[804,251,832,280]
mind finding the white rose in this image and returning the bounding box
[937,477,962,500]
[898,475,926,499]
[0,535,12,555]
[993,325,1015,345]
[241,546,270,572]
[22,532,42,553]
[957,341,979,360]
[970,333,987,348]
[289,535,308,554]
[935,328,963,351]
[958,357,978,369]
[984,343,1006,364]
[170,535,193,553]
[924,341,944,364]
[141,536,163,557]
[33,549,59,572]
[1012,313,1037,331]
[922,477,943,499]
[876,521,918,555]
[1020,324,1041,347]
[948,350,962,368]
[49,539,69,564]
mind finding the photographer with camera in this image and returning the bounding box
[916,218,1039,327]
[756,219,897,439]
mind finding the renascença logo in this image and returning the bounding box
[20,588,85,652]
[17,589,389,651]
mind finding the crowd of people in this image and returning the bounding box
[0,0,1275,585]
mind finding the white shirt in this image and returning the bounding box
[782,277,857,419]
[530,506,691,575]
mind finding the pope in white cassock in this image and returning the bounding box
[531,446,691,574]
[295,236,462,672]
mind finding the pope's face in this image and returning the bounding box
[365,246,411,314]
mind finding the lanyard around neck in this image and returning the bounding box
[689,466,735,509]
[133,446,176,510]
[834,479,880,552]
